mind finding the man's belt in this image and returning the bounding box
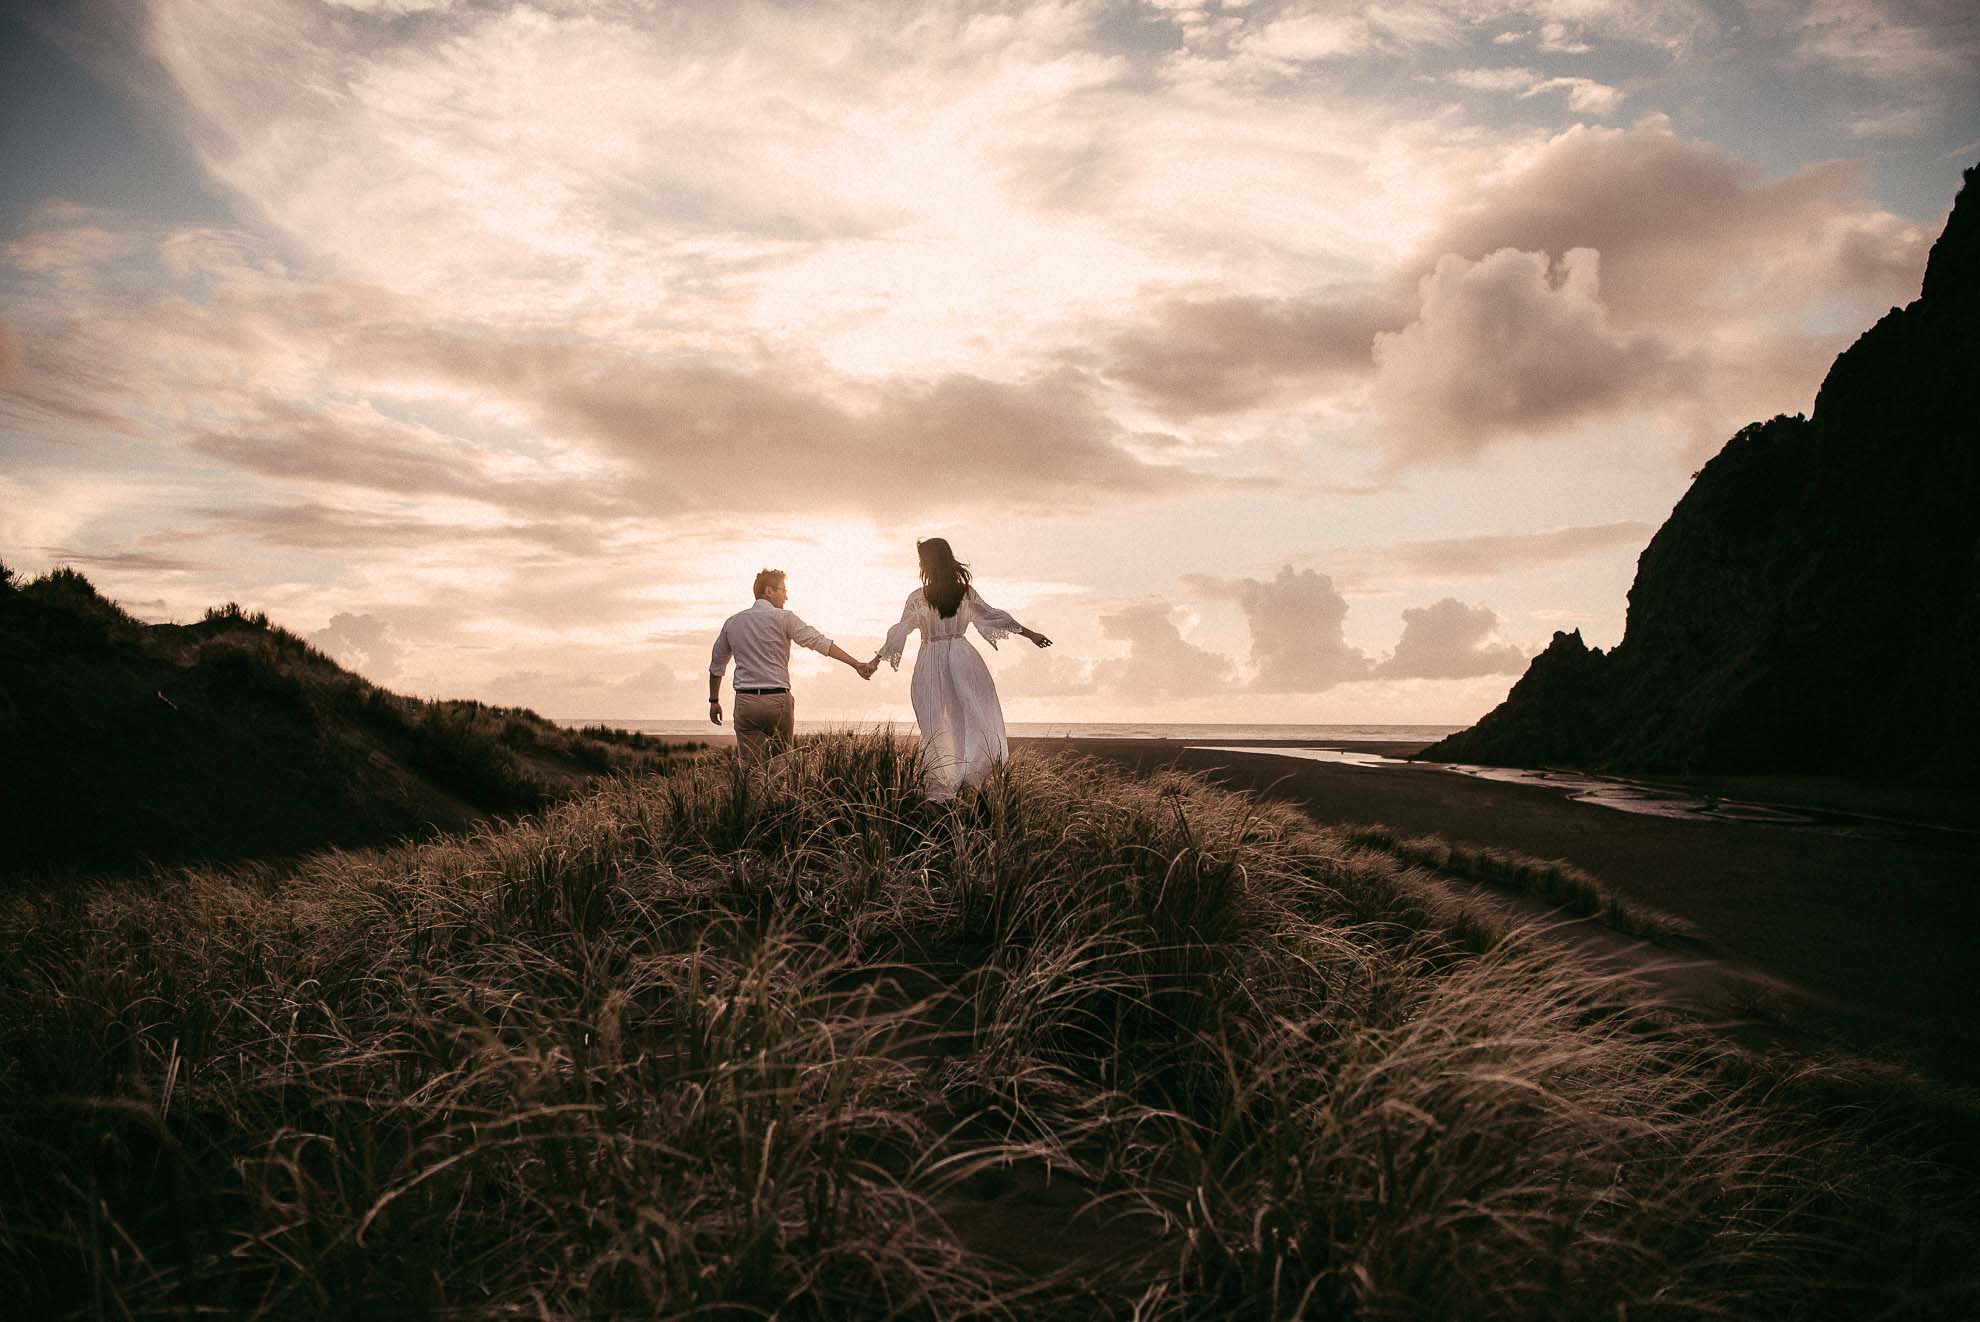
[735,687,790,695]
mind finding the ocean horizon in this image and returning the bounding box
[554,719,1465,742]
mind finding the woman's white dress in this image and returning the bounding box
[878,585,1024,799]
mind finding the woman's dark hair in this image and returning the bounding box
[918,538,972,617]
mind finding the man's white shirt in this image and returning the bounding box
[709,599,834,690]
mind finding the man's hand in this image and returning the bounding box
[708,698,724,726]
[827,642,873,679]
[855,659,878,681]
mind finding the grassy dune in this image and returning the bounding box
[2,734,1976,1318]
[0,565,703,881]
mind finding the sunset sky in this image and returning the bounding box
[3,0,1976,724]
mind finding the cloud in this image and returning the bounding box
[1531,77,1625,115]
[1223,3,1712,73]
[1419,117,1933,334]
[1374,520,1655,576]
[188,397,626,523]
[493,571,676,633]
[1100,288,1409,418]
[1190,566,1371,693]
[310,611,407,682]
[517,354,1200,515]
[1443,67,1625,115]
[33,547,208,574]
[121,0,1153,337]
[1093,603,1232,698]
[1782,0,1980,138]
[1441,66,1541,93]
[995,645,1099,699]
[1372,246,1694,458]
[0,320,20,383]
[3,217,1206,522]
[1536,20,1594,54]
[1395,116,1938,451]
[321,0,456,13]
[1378,597,1529,677]
[1234,14,1373,64]
[1786,0,1978,85]
[481,659,690,719]
[1089,116,1924,463]
[202,502,608,557]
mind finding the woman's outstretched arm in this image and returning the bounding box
[875,591,923,670]
[966,586,1051,649]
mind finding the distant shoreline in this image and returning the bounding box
[555,719,1468,742]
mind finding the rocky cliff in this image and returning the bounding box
[1426,164,1980,778]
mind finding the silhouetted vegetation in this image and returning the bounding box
[1,735,1975,1316]
[0,565,705,882]
[1431,163,1980,779]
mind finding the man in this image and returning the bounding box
[708,568,875,776]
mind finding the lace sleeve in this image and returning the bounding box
[966,586,1022,649]
[878,591,923,669]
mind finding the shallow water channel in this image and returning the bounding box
[1187,745,1816,824]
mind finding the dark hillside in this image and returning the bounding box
[1428,163,1980,778]
[0,564,698,880]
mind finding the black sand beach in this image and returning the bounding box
[1015,736,1980,1085]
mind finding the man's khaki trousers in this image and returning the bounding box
[733,691,796,781]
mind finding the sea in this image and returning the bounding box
[554,720,1463,743]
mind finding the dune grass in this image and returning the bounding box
[1,733,1976,1318]
[1337,824,1699,944]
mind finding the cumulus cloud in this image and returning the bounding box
[310,611,407,682]
[1377,597,1529,677]
[1093,604,1232,698]
[1087,116,1925,464]
[1393,116,1939,449]
[1190,566,1371,693]
[1421,117,1932,333]
[1373,246,1694,458]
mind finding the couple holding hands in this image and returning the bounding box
[708,538,1052,799]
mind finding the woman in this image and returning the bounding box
[873,538,1052,799]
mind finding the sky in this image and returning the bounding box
[3,0,1976,725]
